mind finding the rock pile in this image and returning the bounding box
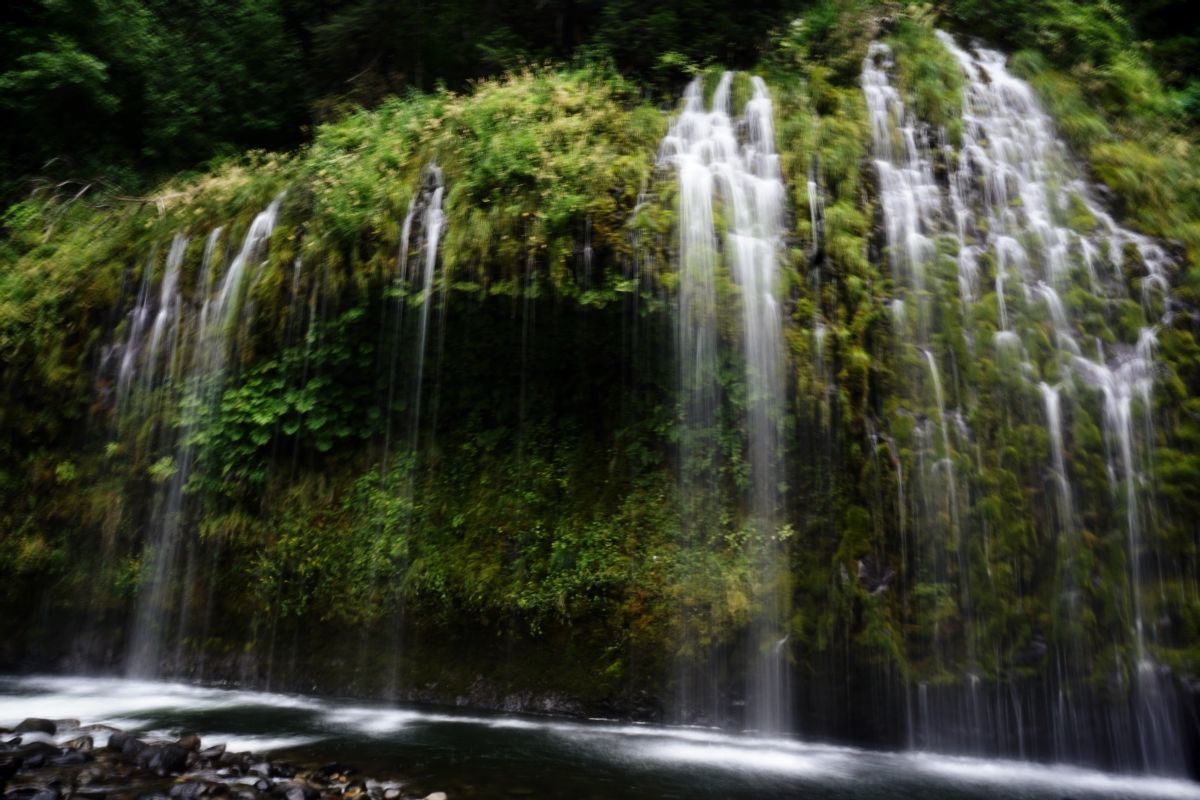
[0,719,445,800]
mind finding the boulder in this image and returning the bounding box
[109,732,143,755]
[63,736,93,752]
[155,745,190,776]
[198,745,226,762]
[13,721,55,737]
[177,734,201,752]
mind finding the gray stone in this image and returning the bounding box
[64,736,93,752]
[198,745,226,761]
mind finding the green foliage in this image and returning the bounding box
[1,0,1199,711]
[189,308,381,491]
[889,17,963,132]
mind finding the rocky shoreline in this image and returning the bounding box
[0,718,446,800]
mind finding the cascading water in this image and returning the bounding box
[126,195,284,677]
[864,29,1189,771]
[375,164,446,696]
[660,72,790,732]
[382,166,445,471]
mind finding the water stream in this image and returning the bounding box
[2,676,1197,800]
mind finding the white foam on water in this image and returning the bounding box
[0,675,320,727]
[320,707,427,735]
[4,676,1198,798]
[908,752,1200,799]
[630,740,846,777]
[204,733,325,753]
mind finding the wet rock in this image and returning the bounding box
[48,749,93,766]
[279,782,318,800]
[197,746,225,762]
[313,765,354,784]
[381,789,400,800]
[169,781,214,800]
[253,779,272,793]
[74,790,112,800]
[13,722,55,737]
[146,743,188,777]
[14,744,59,770]
[76,767,104,786]
[856,555,896,595]
[52,721,79,732]
[271,765,295,780]
[29,781,63,800]
[342,780,366,800]
[109,732,143,754]
[122,738,150,763]
[177,734,201,752]
[248,763,272,779]
[137,792,171,800]
[64,736,93,752]
[1,786,53,800]
[421,793,447,800]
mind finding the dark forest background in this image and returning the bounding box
[3,0,1198,202]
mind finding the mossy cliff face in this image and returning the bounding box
[1,1,1199,771]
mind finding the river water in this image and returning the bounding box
[2,676,1198,800]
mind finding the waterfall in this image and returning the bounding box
[377,164,446,696]
[660,72,790,732]
[127,195,283,678]
[409,165,445,452]
[864,28,1188,771]
[380,164,445,478]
